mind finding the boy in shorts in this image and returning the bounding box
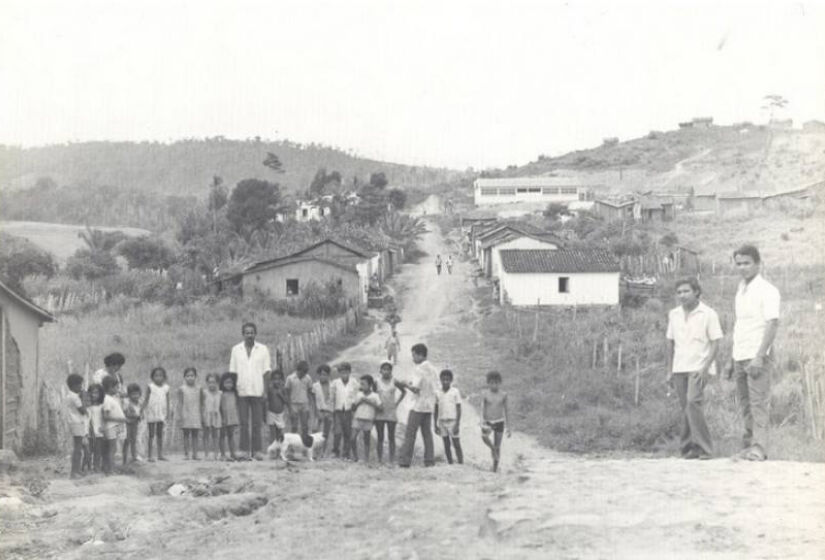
[65,374,89,478]
[285,361,313,436]
[481,371,510,472]
[434,369,463,464]
[266,370,288,443]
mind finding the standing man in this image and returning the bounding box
[435,255,442,276]
[229,322,271,461]
[666,277,723,460]
[398,343,439,467]
[726,245,780,461]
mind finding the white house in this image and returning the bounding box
[295,200,332,222]
[488,234,560,279]
[474,177,588,207]
[497,249,620,306]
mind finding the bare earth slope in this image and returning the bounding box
[1,222,823,559]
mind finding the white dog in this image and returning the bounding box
[266,432,325,462]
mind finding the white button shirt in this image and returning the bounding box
[733,274,780,361]
[228,341,271,397]
[330,377,359,411]
[666,301,723,374]
[411,360,440,413]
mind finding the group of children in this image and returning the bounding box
[65,351,511,477]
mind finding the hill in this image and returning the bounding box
[498,124,825,195]
[0,138,460,196]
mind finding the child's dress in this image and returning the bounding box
[145,383,170,424]
[375,378,399,423]
[179,385,203,429]
[220,391,239,427]
[203,390,222,428]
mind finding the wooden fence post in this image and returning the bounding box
[592,340,598,369]
[617,343,623,377]
[634,356,641,406]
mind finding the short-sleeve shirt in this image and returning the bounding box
[375,378,400,421]
[285,373,313,405]
[330,377,358,411]
[435,386,462,420]
[411,361,439,413]
[733,274,781,361]
[666,302,724,374]
[65,392,87,426]
[313,381,332,412]
[229,342,271,397]
[353,391,382,421]
[102,394,125,439]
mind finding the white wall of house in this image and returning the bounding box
[295,204,330,222]
[499,271,620,306]
[474,183,584,206]
[355,261,370,303]
[490,237,559,278]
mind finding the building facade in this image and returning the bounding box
[474,177,588,207]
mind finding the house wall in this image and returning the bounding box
[490,237,559,279]
[693,195,717,212]
[719,198,763,215]
[0,294,43,451]
[498,271,620,306]
[242,261,362,305]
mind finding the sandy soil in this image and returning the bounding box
[1,209,824,559]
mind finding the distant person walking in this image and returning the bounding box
[446,255,453,275]
[228,322,272,460]
[726,245,780,461]
[384,329,400,365]
[665,277,723,460]
[398,343,439,467]
[435,254,442,275]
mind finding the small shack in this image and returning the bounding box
[593,198,637,222]
[242,256,363,306]
[0,280,55,451]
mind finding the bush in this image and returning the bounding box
[254,279,350,318]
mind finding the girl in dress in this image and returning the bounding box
[87,383,105,472]
[178,367,203,460]
[219,371,239,461]
[350,374,382,462]
[374,362,406,464]
[202,373,223,461]
[142,367,171,462]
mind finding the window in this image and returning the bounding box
[498,187,516,196]
[302,208,309,217]
[480,187,497,196]
[286,279,299,296]
[543,187,560,195]
[558,277,569,293]
[561,187,578,195]
[528,187,541,193]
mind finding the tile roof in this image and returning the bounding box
[499,249,620,274]
[244,255,358,275]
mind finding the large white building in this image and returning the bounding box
[474,177,588,207]
[497,249,620,307]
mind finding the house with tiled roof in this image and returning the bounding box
[481,230,564,278]
[497,249,620,306]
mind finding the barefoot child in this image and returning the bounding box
[179,367,203,460]
[331,362,358,459]
[481,371,510,472]
[219,372,239,461]
[285,361,313,436]
[266,369,288,444]
[434,369,463,465]
[142,367,170,462]
[87,383,105,472]
[65,374,88,478]
[122,384,142,464]
[202,373,223,460]
[375,362,406,463]
[101,375,127,474]
[351,374,382,462]
[312,365,333,456]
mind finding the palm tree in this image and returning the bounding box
[379,212,428,249]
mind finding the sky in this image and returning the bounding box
[1,0,823,169]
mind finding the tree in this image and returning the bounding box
[226,179,286,240]
[208,175,227,233]
[762,94,789,121]
[66,248,119,280]
[117,237,176,271]
[77,227,127,253]
[387,188,407,210]
[263,152,285,174]
[544,202,571,221]
[379,212,428,249]
[369,172,388,189]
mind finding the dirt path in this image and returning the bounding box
[2,220,824,559]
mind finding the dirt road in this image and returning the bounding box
[1,222,824,559]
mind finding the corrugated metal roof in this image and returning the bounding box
[500,249,619,274]
[475,177,585,188]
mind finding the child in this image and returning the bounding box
[312,365,333,456]
[65,374,88,478]
[219,372,239,461]
[351,374,382,462]
[285,361,313,436]
[374,362,406,464]
[384,330,400,365]
[481,371,510,472]
[80,387,93,472]
[122,384,142,465]
[202,373,223,460]
[330,362,358,458]
[266,369,288,445]
[101,375,127,474]
[142,366,170,462]
[434,369,463,465]
[87,383,105,472]
[179,367,203,460]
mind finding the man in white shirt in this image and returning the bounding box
[229,322,272,460]
[666,277,723,460]
[726,245,780,461]
[398,343,439,467]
